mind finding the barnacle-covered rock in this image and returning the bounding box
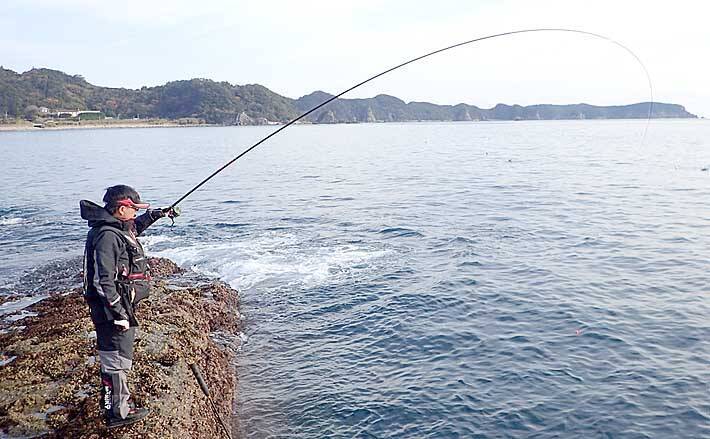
[0,257,242,438]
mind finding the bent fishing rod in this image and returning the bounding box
[168,28,653,209]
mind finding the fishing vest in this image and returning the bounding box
[87,225,152,305]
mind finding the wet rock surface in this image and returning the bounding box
[0,256,85,296]
[0,257,243,438]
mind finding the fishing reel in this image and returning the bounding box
[161,206,181,226]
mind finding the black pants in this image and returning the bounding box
[96,322,135,419]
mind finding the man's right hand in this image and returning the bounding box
[114,319,130,331]
[161,206,181,219]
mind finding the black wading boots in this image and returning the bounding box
[106,407,151,428]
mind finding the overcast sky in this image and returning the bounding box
[3,0,708,116]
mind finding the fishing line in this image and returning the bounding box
[169,28,654,209]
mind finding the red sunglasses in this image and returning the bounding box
[116,198,150,210]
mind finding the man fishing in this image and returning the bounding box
[79,185,179,428]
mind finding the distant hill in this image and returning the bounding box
[0,67,697,124]
[295,92,696,122]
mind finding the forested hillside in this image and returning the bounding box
[0,67,697,124]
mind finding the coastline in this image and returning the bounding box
[1,116,705,134]
[0,257,243,438]
[0,120,213,132]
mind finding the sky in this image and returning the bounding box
[2,0,708,116]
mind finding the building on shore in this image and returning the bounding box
[53,109,104,120]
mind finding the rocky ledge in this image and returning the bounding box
[0,257,243,438]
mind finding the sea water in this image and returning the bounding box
[1,120,709,437]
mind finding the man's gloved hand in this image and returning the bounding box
[114,319,130,332]
[147,207,180,220]
[148,208,166,220]
[161,206,181,219]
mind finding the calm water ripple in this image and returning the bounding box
[1,120,709,437]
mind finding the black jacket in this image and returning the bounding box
[80,200,161,325]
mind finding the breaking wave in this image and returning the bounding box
[148,231,392,291]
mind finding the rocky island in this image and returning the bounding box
[0,257,243,438]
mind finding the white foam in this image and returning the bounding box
[0,217,25,226]
[140,234,181,250]
[152,232,390,292]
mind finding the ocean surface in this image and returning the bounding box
[1,120,709,438]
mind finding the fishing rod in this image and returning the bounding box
[168,28,653,209]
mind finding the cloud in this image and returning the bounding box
[2,0,708,115]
